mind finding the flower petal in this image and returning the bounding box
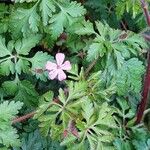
[56,53,65,65]
[48,69,58,80]
[61,61,71,70]
[58,69,66,81]
[46,61,57,71]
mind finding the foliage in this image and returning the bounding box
[9,0,86,39]
[0,0,150,150]
[0,101,23,148]
[12,129,65,150]
[114,126,150,150]
[116,58,145,96]
[35,71,117,149]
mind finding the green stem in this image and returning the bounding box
[0,55,13,63]
[18,56,31,61]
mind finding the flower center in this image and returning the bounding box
[57,65,61,69]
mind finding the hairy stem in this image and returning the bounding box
[12,99,60,124]
[136,53,150,124]
[12,111,36,124]
[141,0,150,26]
[85,58,98,77]
[136,0,150,124]
[120,20,127,31]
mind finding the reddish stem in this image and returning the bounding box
[120,20,128,31]
[141,0,150,26]
[136,54,150,124]
[85,58,98,77]
[12,98,61,124]
[136,0,150,124]
[143,34,150,41]
[12,111,36,124]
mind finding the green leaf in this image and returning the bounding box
[62,100,116,150]
[0,101,23,122]
[0,36,11,57]
[10,5,40,37]
[67,81,87,101]
[0,59,15,76]
[0,101,23,147]
[15,35,41,55]
[36,80,87,138]
[49,1,86,39]
[0,20,8,34]
[67,64,79,79]
[82,99,94,123]
[86,21,147,76]
[12,129,65,150]
[117,98,129,112]
[114,138,132,150]
[34,91,54,118]
[87,42,104,61]
[116,0,141,18]
[64,1,86,17]
[116,98,135,120]
[116,58,145,95]
[2,80,18,96]
[30,51,53,81]
[14,80,39,107]
[0,127,20,147]
[40,0,56,26]
[75,20,95,35]
[60,133,78,147]
[15,59,30,74]
[49,12,66,39]
[65,34,86,53]
[0,4,8,19]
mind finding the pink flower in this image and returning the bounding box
[46,53,71,81]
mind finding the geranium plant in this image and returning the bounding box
[0,0,150,150]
